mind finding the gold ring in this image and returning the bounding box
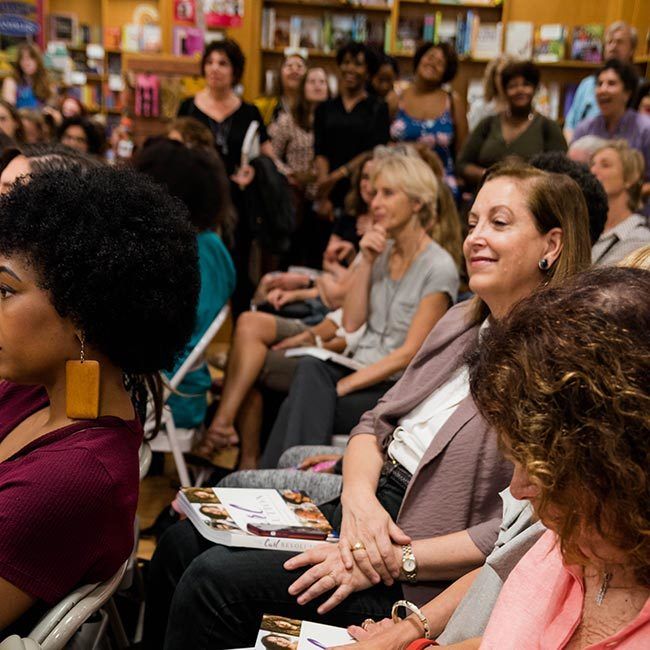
[328,570,337,585]
[351,541,366,552]
[361,618,375,630]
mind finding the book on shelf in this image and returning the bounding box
[396,17,419,53]
[504,20,533,59]
[261,8,275,48]
[104,27,121,50]
[570,24,604,62]
[423,14,435,43]
[173,26,205,56]
[254,614,353,650]
[274,17,291,48]
[533,24,566,63]
[177,487,336,552]
[473,21,502,59]
[301,17,325,49]
[534,81,560,120]
[121,25,140,52]
[331,14,355,49]
[141,24,162,53]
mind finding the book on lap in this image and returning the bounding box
[283,347,365,371]
[254,614,354,649]
[178,487,337,552]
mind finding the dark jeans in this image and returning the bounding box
[260,356,394,469]
[143,470,406,649]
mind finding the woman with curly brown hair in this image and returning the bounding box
[468,266,650,649]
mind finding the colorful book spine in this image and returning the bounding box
[423,14,434,42]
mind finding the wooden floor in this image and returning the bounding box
[137,472,177,561]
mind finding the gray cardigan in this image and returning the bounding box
[350,301,513,604]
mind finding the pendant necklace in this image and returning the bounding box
[595,571,613,606]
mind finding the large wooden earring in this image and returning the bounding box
[66,334,100,419]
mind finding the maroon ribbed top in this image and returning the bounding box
[0,381,142,603]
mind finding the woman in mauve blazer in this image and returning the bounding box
[143,162,592,650]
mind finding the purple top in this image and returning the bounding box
[573,109,650,181]
[0,382,142,604]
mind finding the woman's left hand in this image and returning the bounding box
[329,618,408,650]
[284,544,374,614]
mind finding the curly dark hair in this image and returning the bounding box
[0,167,199,377]
[0,143,104,177]
[134,137,235,237]
[529,151,608,245]
[469,267,650,585]
[598,59,639,106]
[413,42,458,84]
[500,60,540,90]
[201,39,245,86]
[57,116,106,155]
[335,42,379,78]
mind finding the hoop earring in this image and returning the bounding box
[538,258,549,271]
[66,334,100,419]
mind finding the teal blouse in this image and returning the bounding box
[167,231,235,428]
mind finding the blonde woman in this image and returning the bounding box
[262,153,460,467]
[590,139,650,265]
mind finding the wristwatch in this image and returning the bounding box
[401,544,418,583]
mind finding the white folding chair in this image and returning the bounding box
[28,562,128,650]
[147,304,230,487]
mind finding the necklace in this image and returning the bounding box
[505,109,534,122]
[596,571,613,605]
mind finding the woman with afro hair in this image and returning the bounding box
[0,166,199,634]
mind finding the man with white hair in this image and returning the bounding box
[564,21,637,141]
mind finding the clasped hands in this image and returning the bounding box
[283,495,410,615]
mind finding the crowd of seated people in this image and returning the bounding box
[0,22,649,650]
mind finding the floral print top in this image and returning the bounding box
[390,94,459,200]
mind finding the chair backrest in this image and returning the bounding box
[167,304,230,392]
[29,562,128,650]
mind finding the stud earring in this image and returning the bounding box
[538,258,549,271]
[66,334,100,419]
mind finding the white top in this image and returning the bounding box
[387,320,489,474]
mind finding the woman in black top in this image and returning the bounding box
[313,43,390,221]
[178,39,275,313]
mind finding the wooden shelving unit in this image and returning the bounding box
[255,0,649,119]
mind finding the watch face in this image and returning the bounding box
[403,558,416,573]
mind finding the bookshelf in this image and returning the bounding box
[255,0,649,122]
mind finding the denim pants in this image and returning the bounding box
[143,470,406,649]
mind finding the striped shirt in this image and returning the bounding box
[591,213,650,266]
